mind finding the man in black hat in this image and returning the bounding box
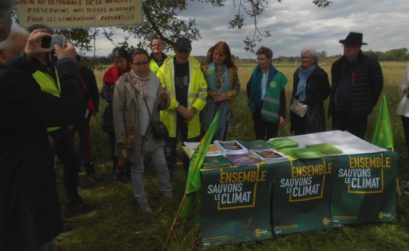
[157,37,207,173]
[329,31,383,138]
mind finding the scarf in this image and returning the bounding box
[201,63,230,140]
[129,71,154,136]
[295,64,316,102]
[248,64,277,112]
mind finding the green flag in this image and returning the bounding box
[179,112,221,218]
[372,95,394,150]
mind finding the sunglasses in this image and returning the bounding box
[133,61,148,66]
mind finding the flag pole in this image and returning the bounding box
[163,192,187,250]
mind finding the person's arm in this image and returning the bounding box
[112,81,127,145]
[2,40,86,127]
[368,58,384,107]
[191,69,208,113]
[279,89,286,118]
[320,69,331,101]
[86,66,100,112]
[246,77,252,99]
[221,68,240,101]
[101,80,114,103]
[1,64,85,127]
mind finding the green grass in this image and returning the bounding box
[59,61,409,250]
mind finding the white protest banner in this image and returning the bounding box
[14,0,143,28]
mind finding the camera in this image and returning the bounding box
[41,34,65,49]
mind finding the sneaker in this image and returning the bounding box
[139,202,153,214]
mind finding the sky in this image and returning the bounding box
[91,0,409,59]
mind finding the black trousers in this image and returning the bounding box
[332,111,368,139]
[49,128,81,203]
[165,115,200,173]
[252,108,279,140]
[402,116,409,156]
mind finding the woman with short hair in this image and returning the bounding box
[290,49,330,135]
[247,46,288,140]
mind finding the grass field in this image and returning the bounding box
[58,61,409,250]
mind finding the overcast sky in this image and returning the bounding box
[92,0,409,58]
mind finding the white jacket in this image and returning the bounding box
[396,65,409,117]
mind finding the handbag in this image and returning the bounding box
[290,98,308,118]
[150,120,168,139]
[143,98,168,139]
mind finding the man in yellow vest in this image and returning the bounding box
[149,34,167,74]
[25,24,93,217]
[157,37,207,172]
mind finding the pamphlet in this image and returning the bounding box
[278,147,324,159]
[227,152,261,166]
[203,155,231,169]
[214,140,248,155]
[241,140,272,151]
[267,137,299,150]
[305,143,343,155]
[251,149,288,163]
[184,142,222,157]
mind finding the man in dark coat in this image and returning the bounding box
[0,2,86,249]
[329,32,383,139]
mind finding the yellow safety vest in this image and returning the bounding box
[157,56,208,139]
[32,70,61,132]
[149,58,161,74]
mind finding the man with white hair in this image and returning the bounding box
[0,1,86,249]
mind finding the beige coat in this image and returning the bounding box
[112,71,166,163]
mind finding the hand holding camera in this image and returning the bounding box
[25,29,75,61]
[24,29,53,60]
[54,42,77,60]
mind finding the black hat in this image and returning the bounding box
[174,37,192,51]
[339,32,367,46]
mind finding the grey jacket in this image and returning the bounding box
[112,71,167,162]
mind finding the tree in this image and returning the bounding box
[54,0,333,55]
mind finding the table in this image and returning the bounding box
[199,131,398,247]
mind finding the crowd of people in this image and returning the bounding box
[2,0,409,249]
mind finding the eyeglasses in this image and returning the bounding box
[133,61,148,66]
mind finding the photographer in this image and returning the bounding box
[0,5,86,250]
[19,24,94,217]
